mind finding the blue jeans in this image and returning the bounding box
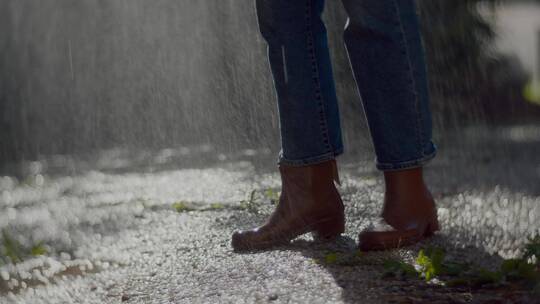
[256,0,437,171]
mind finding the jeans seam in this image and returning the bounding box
[279,148,344,166]
[376,148,436,171]
[305,0,332,154]
[392,0,425,157]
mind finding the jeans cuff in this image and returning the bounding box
[375,149,437,171]
[278,148,344,167]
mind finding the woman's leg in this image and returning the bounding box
[342,0,436,169]
[341,0,439,250]
[231,0,346,251]
[256,0,343,165]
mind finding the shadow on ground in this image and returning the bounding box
[290,237,505,304]
[232,233,536,303]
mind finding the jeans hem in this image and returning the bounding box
[278,148,344,167]
[376,149,437,172]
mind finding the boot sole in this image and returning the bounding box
[358,218,440,251]
[232,216,345,251]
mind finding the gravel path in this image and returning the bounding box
[1,126,540,303]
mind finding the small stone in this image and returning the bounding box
[121,294,130,302]
[268,294,278,301]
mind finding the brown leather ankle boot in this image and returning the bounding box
[358,168,439,251]
[231,160,345,251]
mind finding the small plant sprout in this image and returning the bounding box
[203,203,225,211]
[263,188,280,204]
[210,203,225,210]
[172,201,195,213]
[30,243,48,256]
[383,259,418,279]
[523,233,540,267]
[239,190,260,214]
[324,252,339,264]
[416,247,445,281]
[1,231,49,264]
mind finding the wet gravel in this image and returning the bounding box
[1,127,540,303]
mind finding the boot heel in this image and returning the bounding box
[424,218,440,237]
[313,218,345,240]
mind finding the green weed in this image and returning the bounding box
[316,251,375,267]
[237,188,281,213]
[239,190,260,214]
[416,247,445,281]
[383,259,418,279]
[30,243,48,256]
[523,234,540,264]
[204,203,226,211]
[324,252,339,264]
[1,231,48,265]
[501,258,538,283]
[373,237,539,292]
[263,188,280,204]
[173,201,231,212]
[1,231,24,263]
[172,201,195,213]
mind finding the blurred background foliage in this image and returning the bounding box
[0,0,539,170]
[419,0,540,124]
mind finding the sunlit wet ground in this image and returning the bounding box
[1,125,539,303]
